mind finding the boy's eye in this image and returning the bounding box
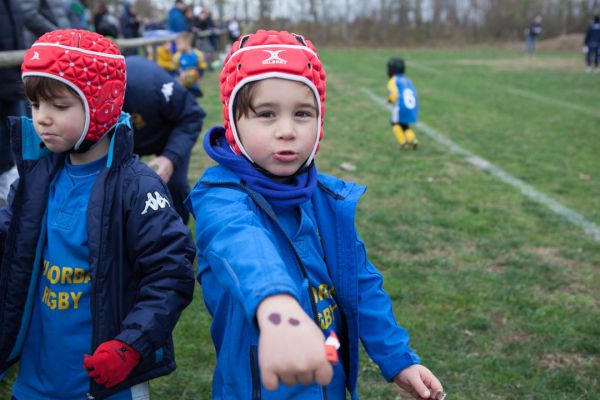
[296,110,314,118]
[54,104,69,110]
[30,102,39,109]
[257,111,275,118]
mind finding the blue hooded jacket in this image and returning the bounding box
[0,115,196,399]
[186,127,420,399]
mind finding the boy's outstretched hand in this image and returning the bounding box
[83,340,141,388]
[393,364,445,399]
[257,294,333,390]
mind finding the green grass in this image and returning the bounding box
[2,47,599,399]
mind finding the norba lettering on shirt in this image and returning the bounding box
[40,259,90,310]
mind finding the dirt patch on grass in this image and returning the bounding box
[529,247,577,268]
[454,57,581,72]
[538,353,599,370]
[501,330,532,344]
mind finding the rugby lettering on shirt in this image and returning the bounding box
[40,259,90,310]
[312,284,337,330]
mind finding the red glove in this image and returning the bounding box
[83,340,141,388]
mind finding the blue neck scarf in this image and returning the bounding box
[203,126,317,210]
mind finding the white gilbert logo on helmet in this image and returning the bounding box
[141,191,171,215]
[262,50,287,65]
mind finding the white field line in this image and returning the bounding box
[505,87,600,118]
[360,87,600,242]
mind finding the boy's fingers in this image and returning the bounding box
[314,362,333,386]
[297,370,314,385]
[280,372,297,387]
[407,376,430,399]
[260,369,280,391]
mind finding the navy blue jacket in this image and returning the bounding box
[0,0,25,102]
[584,23,600,47]
[0,115,196,399]
[124,56,205,167]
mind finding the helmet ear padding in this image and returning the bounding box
[219,30,326,165]
[21,29,126,152]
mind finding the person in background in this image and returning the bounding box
[583,15,600,73]
[524,15,543,55]
[21,0,69,45]
[93,3,119,39]
[173,31,207,98]
[387,57,419,150]
[0,0,26,207]
[226,17,240,44]
[66,0,89,30]
[124,55,206,224]
[0,29,195,399]
[120,1,140,39]
[186,29,445,400]
[167,0,188,33]
[155,40,178,76]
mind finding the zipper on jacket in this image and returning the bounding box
[88,169,110,398]
[250,345,261,400]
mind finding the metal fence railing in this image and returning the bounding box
[0,29,228,68]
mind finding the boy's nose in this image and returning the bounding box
[275,119,296,139]
[36,108,52,126]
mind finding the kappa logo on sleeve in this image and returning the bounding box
[141,191,171,215]
[161,82,174,102]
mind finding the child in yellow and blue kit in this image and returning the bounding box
[173,31,207,98]
[186,30,445,399]
[387,57,419,149]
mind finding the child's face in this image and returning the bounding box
[176,38,190,52]
[30,89,85,153]
[236,78,318,178]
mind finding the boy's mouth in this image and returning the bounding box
[274,150,298,162]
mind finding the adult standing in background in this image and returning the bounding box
[583,15,600,73]
[168,0,188,33]
[93,3,119,38]
[123,56,206,224]
[120,1,140,39]
[21,0,69,45]
[0,0,26,206]
[66,0,89,29]
[524,15,543,55]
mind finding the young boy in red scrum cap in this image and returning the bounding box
[0,29,195,399]
[186,29,446,399]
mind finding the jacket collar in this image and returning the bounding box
[9,112,134,169]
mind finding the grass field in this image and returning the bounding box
[2,46,599,399]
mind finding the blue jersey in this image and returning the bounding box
[387,74,419,125]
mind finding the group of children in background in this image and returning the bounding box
[0,27,442,400]
[155,31,207,98]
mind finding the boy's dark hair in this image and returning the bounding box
[387,57,405,77]
[23,76,81,104]
[233,81,258,121]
